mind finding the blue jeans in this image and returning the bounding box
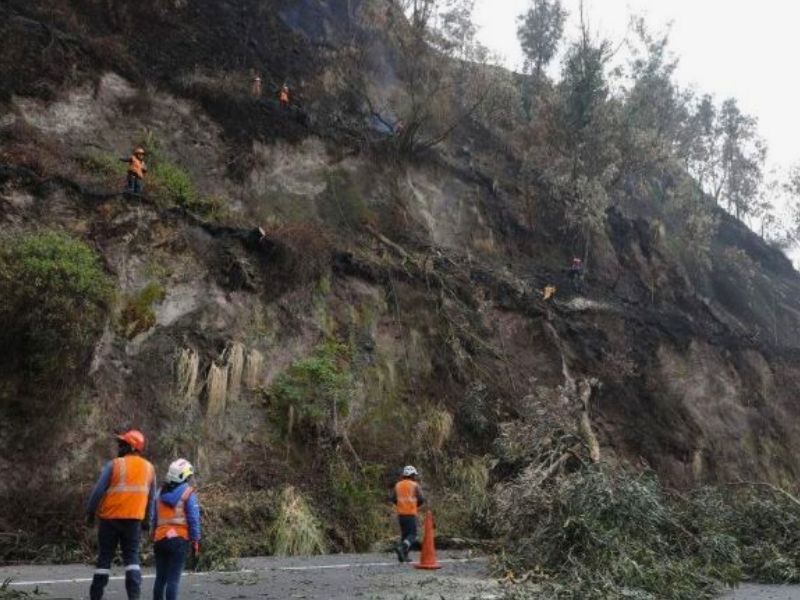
[153,538,189,600]
[127,174,143,194]
[90,519,142,600]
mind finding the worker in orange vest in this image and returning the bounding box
[390,465,425,563]
[278,83,290,108]
[152,459,201,600]
[86,429,156,600]
[121,147,147,194]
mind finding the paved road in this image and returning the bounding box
[4,554,800,599]
[721,586,800,600]
[0,552,499,600]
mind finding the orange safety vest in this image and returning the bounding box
[394,479,420,516]
[128,155,146,178]
[97,455,155,520]
[154,486,195,542]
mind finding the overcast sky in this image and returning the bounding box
[474,0,800,178]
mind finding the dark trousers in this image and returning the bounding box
[126,174,143,194]
[90,519,142,600]
[398,515,418,550]
[153,538,189,600]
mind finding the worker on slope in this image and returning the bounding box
[568,257,584,290]
[152,458,201,600]
[278,82,290,109]
[390,465,425,563]
[251,74,262,98]
[86,429,157,600]
[122,147,147,194]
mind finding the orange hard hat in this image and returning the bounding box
[116,429,146,452]
[133,147,145,156]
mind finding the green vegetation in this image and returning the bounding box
[80,152,128,179]
[196,487,276,571]
[327,459,386,551]
[150,160,196,206]
[118,282,166,339]
[271,486,328,556]
[496,467,800,599]
[270,341,354,439]
[0,231,112,409]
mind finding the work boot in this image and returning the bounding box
[394,542,405,563]
[402,540,411,562]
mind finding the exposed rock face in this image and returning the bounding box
[1,0,800,557]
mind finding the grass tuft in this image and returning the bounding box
[270,486,327,557]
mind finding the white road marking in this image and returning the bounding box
[6,569,255,587]
[7,557,483,587]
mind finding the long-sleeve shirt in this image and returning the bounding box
[86,459,157,523]
[151,482,202,541]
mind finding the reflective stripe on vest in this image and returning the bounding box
[395,480,419,516]
[97,455,154,520]
[154,486,195,542]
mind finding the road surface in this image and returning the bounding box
[0,551,499,599]
[3,553,800,599]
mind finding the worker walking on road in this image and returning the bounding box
[390,465,425,563]
[86,430,157,600]
[152,459,201,600]
[122,147,147,194]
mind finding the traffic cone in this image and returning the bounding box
[414,510,441,570]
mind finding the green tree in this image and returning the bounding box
[687,96,766,220]
[517,0,567,79]
[0,231,113,411]
[554,2,618,264]
[719,98,767,220]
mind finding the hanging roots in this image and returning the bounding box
[206,362,229,418]
[243,348,264,390]
[225,342,246,401]
[176,348,199,401]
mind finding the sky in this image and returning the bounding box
[473,0,800,190]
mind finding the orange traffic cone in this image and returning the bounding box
[414,510,441,570]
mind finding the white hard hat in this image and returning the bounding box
[166,458,194,483]
[402,465,418,477]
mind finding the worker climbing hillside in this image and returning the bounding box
[86,429,157,600]
[251,74,262,98]
[278,82,290,109]
[390,465,425,563]
[152,458,201,600]
[568,257,584,291]
[121,147,147,194]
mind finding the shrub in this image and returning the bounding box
[326,459,386,551]
[195,486,276,571]
[270,341,354,440]
[118,282,166,339]
[271,486,327,556]
[150,161,196,207]
[495,467,724,600]
[495,466,800,599]
[0,231,112,411]
[414,407,454,455]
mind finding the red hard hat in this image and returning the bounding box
[116,429,146,452]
